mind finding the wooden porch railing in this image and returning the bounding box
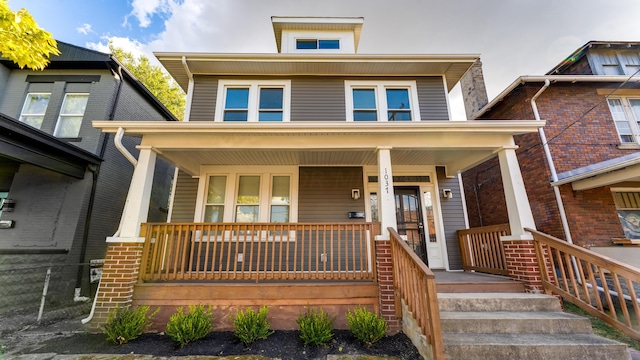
[457,224,510,276]
[389,227,444,360]
[529,228,640,341]
[139,222,378,283]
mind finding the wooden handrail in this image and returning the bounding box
[527,227,640,341]
[139,222,378,283]
[388,227,444,360]
[457,224,510,275]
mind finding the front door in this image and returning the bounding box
[395,187,428,265]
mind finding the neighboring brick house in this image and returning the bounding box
[462,41,640,263]
[0,42,176,315]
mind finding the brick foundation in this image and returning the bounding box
[89,242,144,331]
[503,239,543,293]
[375,239,401,333]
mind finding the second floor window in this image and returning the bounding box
[607,97,640,144]
[53,93,89,138]
[345,81,420,122]
[19,93,51,129]
[215,80,291,122]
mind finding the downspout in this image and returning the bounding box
[181,56,194,121]
[81,65,128,324]
[531,79,574,244]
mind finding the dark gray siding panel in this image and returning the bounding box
[417,77,449,121]
[170,170,198,222]
[437,167,466,270]
[298,167,364,222]
[189,76,217,122]
[291,78,345,122]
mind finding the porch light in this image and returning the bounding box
[351,189,360,200]
[442,189,453,199]
[1,198,15,212]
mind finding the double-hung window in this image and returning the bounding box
[345,81,420,122]
[53,93,89,138]
[19,93,51,129]
[215,80,291,122]
[607,97,640,144]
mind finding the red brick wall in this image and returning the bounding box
[375,239,401,333]
[464,82,636,247]
[503,239,543,293]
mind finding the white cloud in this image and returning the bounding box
[76,23,93,35]
[86,36,156,64]
[126,0,177,28]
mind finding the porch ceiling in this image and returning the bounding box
[93,120,544,176]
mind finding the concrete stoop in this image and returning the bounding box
[439,293,631,360]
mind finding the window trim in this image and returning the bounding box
[19,92,52,129]
[53,93,89,138]
[344,81,421,122]
[215,80,291,122]
[607,96,640,144]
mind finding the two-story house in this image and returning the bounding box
[462,41,640,267]
[87,17,543,335]
[0,42,176,315]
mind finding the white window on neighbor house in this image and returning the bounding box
[201,169,296,223]
[607,97,640,144]
[345,81,421,122]
[612,191,640,239]
[19,93,51,129]
[53,93,89,138]
[215,80,291,122]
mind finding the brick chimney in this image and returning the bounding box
[459,60,489,119]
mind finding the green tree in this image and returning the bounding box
[0,0,60,70]
[110,44,185,120]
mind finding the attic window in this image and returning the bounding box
[296,39,340,50]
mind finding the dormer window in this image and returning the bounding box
[296,39,340,50]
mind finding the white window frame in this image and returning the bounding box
[344,81,421,122]
[53,93,89,138]
[607,96,640,145]
[196,166,299,223]
[19,92,51,129]
[214,80,291,122]
[281,30,354,54]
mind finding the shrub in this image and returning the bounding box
[346,306,388,345]
[296,307,335,346]
[165,304,214,347]
[102,305,159,345]
[233,306,274,345]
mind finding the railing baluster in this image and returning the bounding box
[611,272,632,327]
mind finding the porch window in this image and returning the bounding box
[236,176,260,222]
[607,98,640,144]
[53,93,89,138]
[270,176,290,222]
[613,191,640,239]
[345,81,420,122]
[19,93,51,129]
[215,80,291,122]
[204,176,227,222]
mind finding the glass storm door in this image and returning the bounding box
[395,187,428,265]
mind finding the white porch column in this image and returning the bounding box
[107,146,157,243]
[376,146,397,240]
[497,146,536,240]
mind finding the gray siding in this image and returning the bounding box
[437,167,466,270]
[170,170,198,222]
[298,167,365,222]
[291,78,345,121]
[417,77,449,120]
[189,75,217,121]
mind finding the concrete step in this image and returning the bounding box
[440,310,592,334]
[443,333,631,360]
[438,292,562,312]
[436,279,525,293]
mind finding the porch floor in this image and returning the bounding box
[433,270,525,293]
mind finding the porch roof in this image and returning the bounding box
[93,120,543,177]
[552,151,640,190]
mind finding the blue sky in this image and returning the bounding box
[9,0,640,119]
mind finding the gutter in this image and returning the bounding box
[530,80,574,245]
[475,75,640,118]
[181,56,194,121]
